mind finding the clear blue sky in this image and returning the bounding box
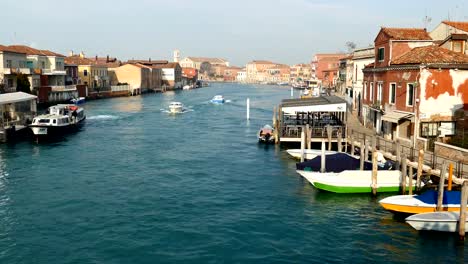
[1,0,467,66]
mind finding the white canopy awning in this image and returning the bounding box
[382,111,414,123]
[0,92,37,105]
[282,103,347,114]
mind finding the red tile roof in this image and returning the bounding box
[0,45,26,54]
[442,21,468,33]
[381,27,432,40]
[65,55,108,66]
[391,45,468,65]
[7,45,65,57]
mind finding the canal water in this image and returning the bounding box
[0,83,466,263]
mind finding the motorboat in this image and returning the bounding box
[210,95,225,104]
[295,153,405,193]
[29,104,86,138]
[70,97,85,105]
[379,190,464,214]
[169,102,184,113]
[406,212,468,232]
[183,85,193,90]
[258,124,275,143]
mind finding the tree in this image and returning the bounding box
[16,73,31,93]
[345,41,357,53]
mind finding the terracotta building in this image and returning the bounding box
[362,27,468,148]
[311,53,345,87]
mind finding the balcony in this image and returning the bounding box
[2,68,31,75]
[50,85,77,91]
[42,69,66,75]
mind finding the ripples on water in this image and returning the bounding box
[0,83,467,263]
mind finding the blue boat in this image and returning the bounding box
[210,95,225,104]
[71,97,85,105]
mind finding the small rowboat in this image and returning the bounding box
[406,212,468,232]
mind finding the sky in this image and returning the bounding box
[1,0,467,66]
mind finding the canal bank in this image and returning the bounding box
[0,83,467,263]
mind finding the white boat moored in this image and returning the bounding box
[406,212,468,232]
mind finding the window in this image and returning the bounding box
[378,47,385,61]
[389,83,396,104]
[41,61,45,69]
[84,69,88,76]
[370,82,374,102]
[377,82,383,102]
[407,83,415,106]
[420,122,438,137]
[364,82,367,100]
[7,79,13,88]
[6,60,12,68]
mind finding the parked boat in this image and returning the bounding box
[210,95,225,104]
[277,82,289,86]
[183,85,193,90]
[405,212,468,232]
[70,97,85,105]
[169,102,184,113]
[295,153,404,193]
[29,104,85,138]
[258,124,274,143]
[379,190,464,214]
[286,149,337,160]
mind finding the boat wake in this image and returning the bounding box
[160,109,194,114]
[87,115,120,120]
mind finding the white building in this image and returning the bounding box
[179,57,229,69]
[351,47,374,114]
[0,45,29,92]
[430,21,468,40]
[236,69,247,82]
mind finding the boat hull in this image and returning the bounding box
[379,190,464,214]
[297,170,405,193]
[210,99,225,104]
[169,107,183,113]
[30,118,85,137]
[287,149,337,160]
[406,212,468,232]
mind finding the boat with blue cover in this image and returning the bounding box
[295,153,407,193]
[380,190,465,214]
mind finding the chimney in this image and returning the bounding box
[79,51,85,58]
[69,50,74,56]
[95,55,98,61]
[106,55,109,63]
[149,57,151,62]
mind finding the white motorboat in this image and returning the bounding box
[169,102,184,113]
[286,149,337,160]
[70,97,85,105]
[183,85,193,90]
[258,124,274,143]
[210,95,225,104]
[406,212,468,232]
[29,104,86,138]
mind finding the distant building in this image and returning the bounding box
[311,53,345,87]
[236,69,247,83]
[430,21,468,41]
[64,52,110,90]
[290,63,314,82]
[245,60,279,83]
[109,63,161,91]
[179,57,229,70]
[173,50,180,63]
[223,66,243,82]
[351,47,374,114]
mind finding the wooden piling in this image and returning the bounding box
[360,139,365,171]
[401,154,407,195]
[321,139,326,173]
[371,135,377,151]
[416,149,424,191]
[436,161,448,212]
[364,139,369,162]
[305,124,311,150]
[395,140,401,171]
[459,180,468,241]
[337,131,342,153]
[326,125,332,151]
[372,151,378,196]
[448,163,453,191]
[300,129,305,162]
[408,166,413,195]
[351,135,355,156]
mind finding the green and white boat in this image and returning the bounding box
[296,153,408,194]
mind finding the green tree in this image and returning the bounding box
[16,73,31,93]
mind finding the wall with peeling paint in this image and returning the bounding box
[419,68,468,121]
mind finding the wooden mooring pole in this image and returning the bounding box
[459,180,468,241]
[337,131,342,153]
[300,128,305,162]
[371,151,378,196]
[395,140,401,171]
[416,149,424,191]
[401,154,407,195]
[306,124,311,150]
[360,139,365,171]
[448,163,453,191]
[246,98,250,120]
[321,139,326,173]
[408,166,413,195]
[436,161,448,212]
[326,125,332,151]
[351,134,355,156]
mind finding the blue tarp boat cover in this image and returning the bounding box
[295,153,392,172]
[414,190,461,205]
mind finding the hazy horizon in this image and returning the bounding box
[1,0,467,66]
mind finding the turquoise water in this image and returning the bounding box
[0,83,466,263]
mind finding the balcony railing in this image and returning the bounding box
[42,69,66,75]
[50,85,77,91]
[2,68,31,75]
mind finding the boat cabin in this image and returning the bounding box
[32,116,70,126]
[277,96,347,143]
